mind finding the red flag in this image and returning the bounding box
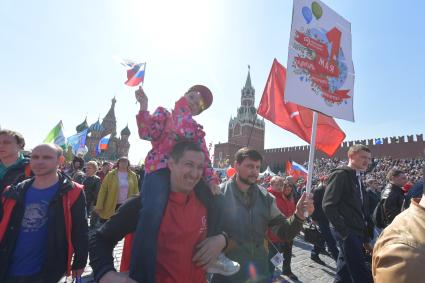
[257,59,345,156]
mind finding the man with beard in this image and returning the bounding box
[211,147,314,283]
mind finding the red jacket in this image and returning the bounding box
[267,187,296,243]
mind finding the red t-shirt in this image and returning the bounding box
[156,190,207,283]
[267,187,296,243]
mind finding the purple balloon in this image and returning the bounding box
[302,6,313,24]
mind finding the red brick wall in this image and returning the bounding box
[263,134,425,171]
[215,134,425,171]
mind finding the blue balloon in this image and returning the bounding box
[302,6,313,24]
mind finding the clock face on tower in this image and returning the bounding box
[242,100,251,107]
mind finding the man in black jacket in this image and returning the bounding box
[0,130,32,219]
[381,168,407,226]
[322,144,373,283]
[0,144,88,283]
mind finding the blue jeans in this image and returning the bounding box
[129,168,220,283]
[331,229,373,283]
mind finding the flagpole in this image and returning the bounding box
[135,62,146,104]
[306,111,319,195]
[142,62,146,87]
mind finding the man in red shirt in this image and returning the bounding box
[89,141,227,283]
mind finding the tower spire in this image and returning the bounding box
[245,65,252,89]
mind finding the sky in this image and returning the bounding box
[1,0,424,164]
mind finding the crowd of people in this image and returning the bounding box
[308,157,424,189]
[0,84,424,283]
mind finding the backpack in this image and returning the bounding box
[372,198,387,229]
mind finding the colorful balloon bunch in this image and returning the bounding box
[302,1,323,24]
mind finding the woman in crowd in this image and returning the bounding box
[94,157,139,223]
[83,161,101,228]
[267,177,298,281]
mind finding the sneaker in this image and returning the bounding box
[310,254,326,266]
[207,253,240,276]
[282,271,299,281]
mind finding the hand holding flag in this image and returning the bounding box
[135,86,148,111]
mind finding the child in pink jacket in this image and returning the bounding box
[131,85,239,283]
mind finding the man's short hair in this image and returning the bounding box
[169,141,202,163]
[386,168,404,181]
[32,143,63,158]
[234,147,263,164]
[348,144,371,156]
[0,129,25,149]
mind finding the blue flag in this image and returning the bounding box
[67,129,88,154]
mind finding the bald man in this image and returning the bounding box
[0,144,88,283]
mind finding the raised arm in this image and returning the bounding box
[135,87,170,142]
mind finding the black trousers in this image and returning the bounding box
[5,272,43,283]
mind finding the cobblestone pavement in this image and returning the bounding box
[61,234,336,283]
[284,235,336,283]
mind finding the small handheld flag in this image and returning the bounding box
[96,134,111,155]
[125,63,146,87]
[113,56,146,87]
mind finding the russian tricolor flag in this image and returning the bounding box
[96,134,111,155]
[291,161,308,174]
[125,63,146,87]
[286,160,308,180]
